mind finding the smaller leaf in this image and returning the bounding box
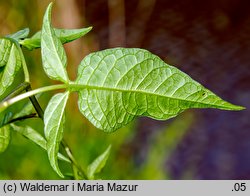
[10,124,70,163]
[20,27,92,50]
[0,44,22,98]
[44,91,69,178]
[41,3,68,83]
[54,27,92,43]
[6,28,30,41]
[0,125,11,153]
[0,39,12,67]
[87,145,111,180]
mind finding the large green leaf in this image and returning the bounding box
[10,124,70,163]
[0,43,22,98]
[41,3,68,83]
[87,145,111,180]
[44,91,69,177]
[75,48,244,132]
[20,27,92,50]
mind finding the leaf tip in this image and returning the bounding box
[231,105,246,111]
[45,2,54,20]
[87,26,93,31]
[54,167,64,178]
[49,152,65,178]
[219,102,246,111]
[84,26,93,35]
[48,2,54,9]
[58,172,65,178]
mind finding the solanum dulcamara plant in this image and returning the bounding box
[0,3,245,179]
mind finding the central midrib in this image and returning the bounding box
[69,83,233,110]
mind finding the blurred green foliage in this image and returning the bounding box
[0,0,194,179]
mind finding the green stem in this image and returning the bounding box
[2,82,30,101]
[2,82,44,120]
[0,84,67,113]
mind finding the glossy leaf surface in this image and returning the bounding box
[76,48,244,132]
[44,91,69,177]
[41,3,68,83]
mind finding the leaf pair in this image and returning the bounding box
[40,3,244,177]
[40,3,92,177]
[0,2,93,176]
[40,3,113,178]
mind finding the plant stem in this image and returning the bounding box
[7,113,38,124]
[26,85,44,120]
[0,84,67,113]
[2,82,44,119]
[62,140,87,180]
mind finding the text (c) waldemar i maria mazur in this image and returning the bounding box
[76,182,139,191]
[19,182,139,192]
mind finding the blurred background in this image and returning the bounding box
[0,0,249,179]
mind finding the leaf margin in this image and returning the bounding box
[75,47,245,132]
[44,91,70,177]
[41,2,68,83]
